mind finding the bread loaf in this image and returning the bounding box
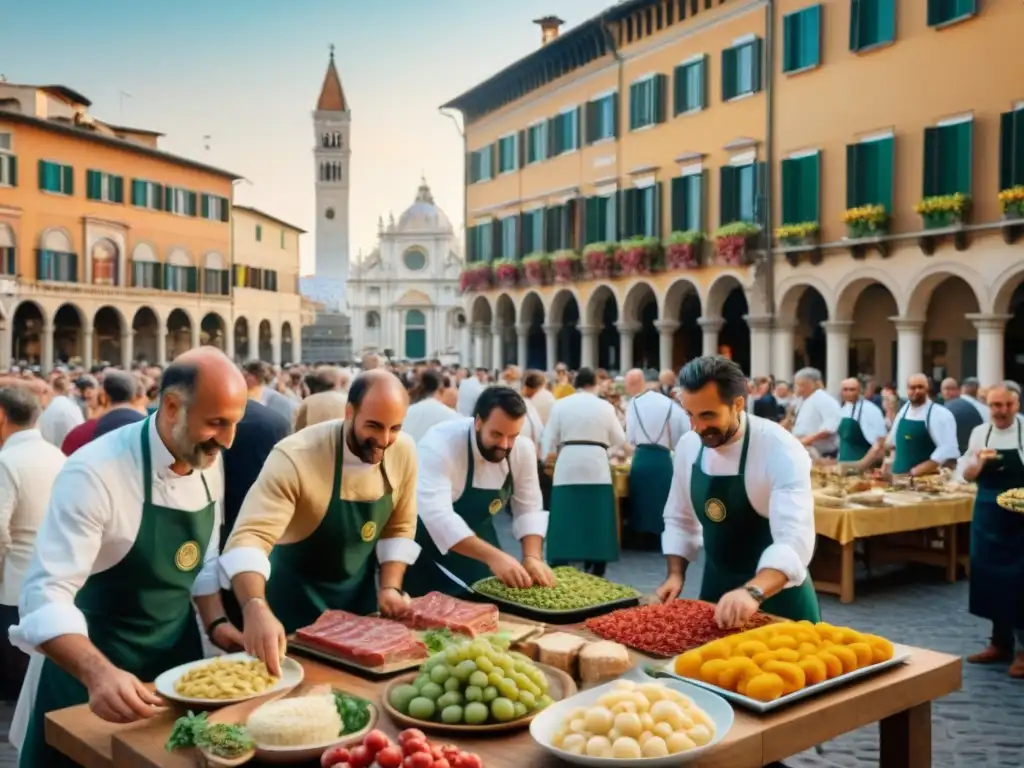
[534,632,588,677]
[578,640,631,684]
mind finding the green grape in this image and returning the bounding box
[512,660,528,674]
[441,704,464,724]
[497,655,515,673]
[496,678,519,701]
[468,641,489,658]
[511,672,532,690]
[526,668,545,686]
[486,671,504,687]
[429,664,451,685]
[464,685,483,702]
[444,646,462,665]
[437,691,463,709]
[490,697,515,722]
[464,701,489,725]
[453,659,477,681]
[419,682,444,701]
[413,674,430,691]
[481,685,499,703]
[517,690,536,710]
[520,680,541,697]
[388,684,419,714]
[475,656,495,674]
[468,670,488,689]
[408,697,436,720]
[512,701,527,718]
[444,677,461,693]
[537,694,553,709]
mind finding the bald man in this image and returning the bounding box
[836,378,887,466]
[881,373,959,476]
[223,370,420,675]
[11,348,249,767]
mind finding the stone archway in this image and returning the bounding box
[778,285,829,376]
[548,288,581,370]
[258,320,274,362]
[494,294,517,368]
[133,307,160,364]
[11,301,45,365]
[519,292,546,370]
[919,276,982,382]
[201,312,226,350]
[662,278,702,370]
[721,287,750,374]
[53,303,85,364]
[234,317,250,362]
[840,281,899,384]
[166,309,193,360]
[621,281,659,370]
[281,322,294,364]
[93,305,126,365]
[584,285,619,372]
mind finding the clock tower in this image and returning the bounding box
[312,45,350,309]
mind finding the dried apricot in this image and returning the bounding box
[745,672,785,702]
[797,655,828,686]
[762,660,806,695]
[673,651,703,679]
[847,642,874,668]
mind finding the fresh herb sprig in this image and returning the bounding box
[333,692,371,734]
[165,711,253,758]
[422,627,455,653]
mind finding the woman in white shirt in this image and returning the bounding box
[404,371,460,443]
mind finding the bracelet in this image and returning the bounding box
[381,586,408,597]
[206,616,230,637]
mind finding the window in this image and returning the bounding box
[0,132,16,187]
[468,145,494,183]
[265,270,278,291]
[37,250,77,281]
[498,134,518,173]
[499,216,517,258]
[543,204,573,251]
[132,261,160,288]
[470,221,494,262]
[131,179,163,210]
[629,75,667,130]
[405,309,426,359]
[673,56,707,115]
[521,209,544,253]
[722,38,763,100]
[585,94,617,143]
[403,247,427,270]
[280,230,286,249]
[201,193,229,222]
[846,134,894,211]
[781,152,821,224]
[927,0,975,27]
[671,171,704,232]
[165,187,197,216]
[585,195,618,244]
[550,107,580,155]
[165,264,198,292]
[849,0,895,52]
[38,160,73,195]
[526,122,548,164]
[255,224,263,242]
[783,6,821,73]
[85,170,124,203]
[719,162,761,224]
[203,268,230,295]
[623,185,660,238]
[999,107,1024,191]
[0,247,14,275]
[923,119,973,197]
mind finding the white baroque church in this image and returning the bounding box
[348,179,467,363]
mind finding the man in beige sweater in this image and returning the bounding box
[220,370,420,675]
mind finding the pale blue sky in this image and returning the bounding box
[3,0,610,273]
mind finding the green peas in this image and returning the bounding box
[473,566,639,611]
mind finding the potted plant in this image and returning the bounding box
[492,258,520,288]
[522,252,551,287]
[842,204,888,239]
[913,193,971,229]
[583,242,616,278]
[665,230,704,269]
[713,222,761,266]
[775,222,820,247]
[458,263,491,293]
[551,250,581,283]
[998,185,1024,220]
[614,236,664,276]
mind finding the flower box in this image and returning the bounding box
[914,193,970,230]
[842,205,888,239]
[493,259,520,288]
[713,222,760,267]
[459,264,492,293]
[999,186,1024,220]
[774,222,820,248]
[614,237,663,276]
[665,231,704,270]
[583,243,616,279]
[551,250,581,284]
[522,253,552,287]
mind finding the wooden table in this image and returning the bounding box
[46,640,961,767]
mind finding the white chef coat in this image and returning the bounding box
[520,398,544,458]
[456,377,484,417]
[625,391,690,449]
[885,399,960,465]
[416,418,548,554]
[37,395,84,448]
[839,398,888,445]
[403,398,461,443]
[792,389,842,455]
[541,391,626,487]
[960,393,990,422]
[662,413,815,588]
[0,429,66,606]
[956,420,1024,478]
[530,388,556,425]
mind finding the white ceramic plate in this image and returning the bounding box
[661,644,913,713]
[529,678,734,767]
[154,652,304,707]
[250,701,377,765]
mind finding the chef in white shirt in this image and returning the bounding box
[790,368,842,458]
[37,375,84,448]
[456,368,486,417]
[9,348,248,767]
[657,356,820,627]
[408,387,552,596]
[527,372,556,425]
[623,369,689,537]
[404,370,460,443]
[542,367,626,576]
[879,373,960,476]
[836,377,888,466]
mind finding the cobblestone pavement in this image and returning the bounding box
[2,515,1017,767]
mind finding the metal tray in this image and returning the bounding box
[467,588,640,624]
[286,634,425,679]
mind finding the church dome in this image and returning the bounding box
[396,178,452,234]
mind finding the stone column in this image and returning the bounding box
[697,316,724,358]
[773,318,797,384]
[744,315,774,377]
[820,320,854,396]
[578,324,599,370]
[967,313,1011,387]
[491,322,504,370]
[542,323,561,373]
[471,323,487,369]
[81,329,94,370]
[190,323,201,353]
[891,317,925,397]
[616,321,641,371]
[515,323,530,369]
[157,327,167,366]
[272,331,282,366]
[291,328,301,365]
[224,324,236,362]
[120,328,134,368]
[41,321,55,375]
[0,321,10,372]
[654,319,680,372]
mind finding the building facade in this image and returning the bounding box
[448,0,1024,392]
[348,179,466,362]
[0,81,309,370]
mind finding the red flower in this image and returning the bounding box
[666,243,698,269]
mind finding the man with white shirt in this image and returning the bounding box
[408,387,553,596]
[456,367,485,417]
[656,356,819,626]
[837,377,887,466]
[525,370,555,425]
[10,348,248,767]
[542,368,626,576]
[623,368,689,537]
[37,374,84,448]
[877,372,960,476]
[958,385,1024,678]
[404,370,461,443]
[790,368,842,458]
[0,385,66,703]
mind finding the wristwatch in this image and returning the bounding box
[744,584,766,604]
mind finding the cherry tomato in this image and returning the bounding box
[348,744,372,768]
[329,763,351,768]
[407,753,434,768]
[440,745,461,762]
[433,759,451,768]
[399,728,427,745]
[321,746,350,768]
[431,747,445,760]
[402,739,431,756]
[455,753,483,768]
[376,746,404,768]
[363,729,390,754]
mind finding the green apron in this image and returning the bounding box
[837,399,873,462]
[969,422,1024,630]
[891,402,936,475]
[627,395,675,535]
[20,416,214,768]
[690,424,820,622]
[547,442,619,564]
[266,424,395,633]
[406,427,512,597]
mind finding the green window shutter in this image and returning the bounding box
[37,160,47,191]
[722,48,736,101]
[113,175,124,203]
[849,0,861,50]
[188,191,198,216]
[63,165,73,195]
[611,93,620,139]
[466,225,477,262]
[521,215,533,254]
[781,158,797,224]
[954,120,973,195]
[220,269,229,295]
[999,111,1014,191]
[671,176,687,231]
[491,143,498,176]
[628,83,639,130]
[584,103,594,144]
[876,137,894,211]
[805,154,820,221]
[201,193,210,219]
[220,197,230,222]
[878,0,895,45]
[154,183,165,210]
[783,12,797,72]
[131,179,142,206]
[720,166,736,224]
[927,0,947,26]
[923,127,940,197]
[584,197,596,244]
[846,144,860,208]
[654,74,667,124]
[751,38,764,93]
[86,170,97,199]
[652,181,663,237]
[8,156,15,187]
[544,118,555,158]
[673,65,685,116]
[187,266,197,293]
[576,106,583,149]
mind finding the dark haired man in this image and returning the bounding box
[10,348,248,766]
[656,356,820,627]
[407,386,553,596]
[222,370,419,675]
[404,369,460,443]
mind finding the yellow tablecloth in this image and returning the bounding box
[814,492,975,545]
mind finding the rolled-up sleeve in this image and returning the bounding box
[757,438,815,587]
[661,438,703,561]
[509,439,548,540]
[10,466,109,653]
[416,431,473,556]
[377,434,421,565]
[928,406,961,464]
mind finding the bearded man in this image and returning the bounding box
[10,348,249,767]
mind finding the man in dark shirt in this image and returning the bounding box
[751,376,781,422]
[940,377,985,455]
[92,370,147,440]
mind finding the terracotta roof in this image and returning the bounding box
[316,48,347,112]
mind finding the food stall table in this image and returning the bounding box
[812,493,974,603]
[45,627,960,768]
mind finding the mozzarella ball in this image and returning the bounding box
[583,706,613,735]
[562,733,586,755]
[613,711,643,739]
[653,721,674,740]
[667,731,698,754]
[585,736,613,758]
[687,724,712,747]
[612,736,643,759]
[642,736,670,758]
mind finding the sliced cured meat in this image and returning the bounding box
[402,592,500,637]
[295,610,428,667]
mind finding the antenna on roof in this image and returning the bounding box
[118,91,133,121]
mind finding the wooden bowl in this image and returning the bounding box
[380,662,575,734]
